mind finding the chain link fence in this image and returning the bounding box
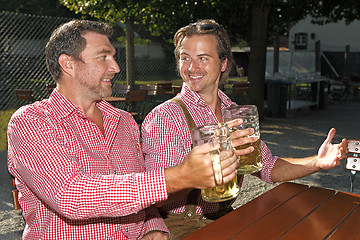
[0,11,178,111]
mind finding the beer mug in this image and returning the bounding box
[191,123,240,202]
[224,105,263,175]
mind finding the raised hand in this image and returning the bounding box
[316,128,348,170]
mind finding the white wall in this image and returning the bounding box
[266,51,315,77]
[289,16,360,52]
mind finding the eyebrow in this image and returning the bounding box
[197,53,212,57]
[180,52,212,58]
[98,49,111,54]
[98,48,116,55]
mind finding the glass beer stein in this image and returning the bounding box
[224,105,263,175]
[191,123,240,202]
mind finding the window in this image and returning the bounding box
[294,33,307,50]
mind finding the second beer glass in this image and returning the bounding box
[224,105,263,175]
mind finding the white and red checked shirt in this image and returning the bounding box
[141,83,278,215]
[7,89,169,239]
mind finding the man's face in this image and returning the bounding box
[178,34,227,96]
[74,31,120,99]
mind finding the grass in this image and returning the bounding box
[0,109,16,151]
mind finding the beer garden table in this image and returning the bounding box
[184,182,360,240]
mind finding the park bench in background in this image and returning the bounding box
[15,89,34,106]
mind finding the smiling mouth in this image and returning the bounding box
[189,75,204,80]
[101,78,112,83]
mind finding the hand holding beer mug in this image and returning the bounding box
[224,105,263,175]
[192,123,240,202]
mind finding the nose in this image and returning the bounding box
[109,58,120,73]
[187,60,200,72]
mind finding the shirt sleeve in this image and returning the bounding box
[7,106,168,220]
[142,206,170,238]
[255,140,278,183]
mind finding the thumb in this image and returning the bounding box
[325,128,336,143]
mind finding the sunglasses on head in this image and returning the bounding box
[200,23,219,31]
[190,22,220,32]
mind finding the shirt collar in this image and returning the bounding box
[48,89,120,119]
[180,82,233,109]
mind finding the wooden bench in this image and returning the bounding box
[104,89,147,123]
[15,89,35,105]
[232,81,250,95]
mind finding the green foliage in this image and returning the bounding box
[306,0,360,25]
[0,0,79,17]
[117,36,151,46]
[60,0,229,43]
[0,109,16,151]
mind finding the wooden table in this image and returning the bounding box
[102,96,126,103]
[184,182,360,240]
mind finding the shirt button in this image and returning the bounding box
[77,110,80,114]
[125,227,128,232]
[113,170,116,174]
[187,212,193,218]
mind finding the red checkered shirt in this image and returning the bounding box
[141,83,278,215]
[7,90,169,239]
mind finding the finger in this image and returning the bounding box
[325,128,336,143]
[219,151,238,177]
[222,169,237,184]
[234,146,254,157]
[338,146,347,159]
[219,149,237,166]
[230,128,254,140]
[226,119,243,129]
[219,148,234,158]
[231,136,257,148]
[342,138,349,153]
[192,142,220,155]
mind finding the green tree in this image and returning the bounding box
[60,0,360,117]
[60,0,224,90]
[0,0,78,18]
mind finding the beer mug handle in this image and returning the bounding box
[211,149,223,185]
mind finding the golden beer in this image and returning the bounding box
[201,174,239,202]
[236,138,262,174]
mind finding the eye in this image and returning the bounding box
[180,56,190,62]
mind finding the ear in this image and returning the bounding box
[221,58,228,72]
[58,54,75,76]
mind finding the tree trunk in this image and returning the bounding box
[126,19,135,112]
[248,1,271,119]
[126,19,135,90]
[273,33,279,74]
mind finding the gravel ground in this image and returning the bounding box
[1,97,359,239]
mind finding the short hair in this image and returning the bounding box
[45,19,114,81]
[173,19,234,86]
